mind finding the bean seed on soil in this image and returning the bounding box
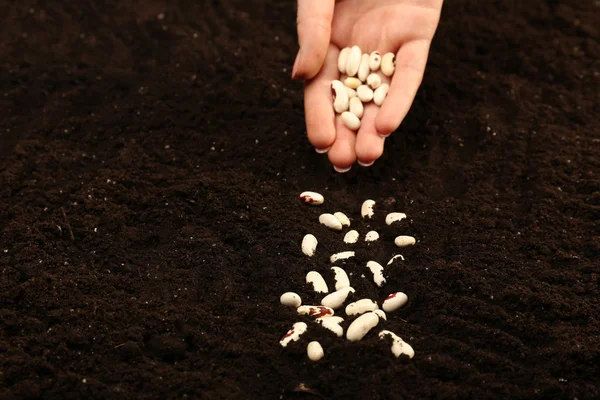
[381,52,396,76]
[321,287,355,310]
[344,77,361,89]
[330,251,355,263]
[379,330,414,359]
[345,298,379,316]
[299,191,324,205]
[356,85,374,102]
[316,316,344,337]
[382,292,408,312]
[307,341,324,361]
[387,254,405,265]
[366,261,386,287]
[357,53,370,82]
[343,230,359,244]
[385,212,407,225]
[319,213,343,231]
[361,199,376,219]
[368,51,381,71]
[280,322,308,347]
[365,230,379,242]
[331,80,349,113]
[374,309,387,320]
[297,305,334,318]
[349,97,364,118]
[345,45,362,76]
[306,271,329,293]
[337,47,351,74]
[373,83,389,106]
[346,312,379,342]
[367,73,381,90]
[331,266,350,290]
[341,111,361,130]
[280,292,302,308]
[394,235,416,247]
[333,212,351,227]
[301,234,318,257]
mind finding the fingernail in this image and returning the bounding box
[378,132,390,138]
[291,52,300,79]
[358,160,374,167]
[333,165,351,173]
[315,146,331,154]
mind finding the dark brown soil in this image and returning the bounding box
[1,1,599,399]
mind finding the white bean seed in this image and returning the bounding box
[379,330,414,359]
[394,235,416,247]
[319,213,343,231]
[299,191,324,205]
[297,305,334,318]
[343,230,359,244]
[346,87,357,98]
[356,85,374,103]
[365,231,379,242]
[321,287,355,309]
[331,266,350,290]
[330,251,355,263]
[331,80,349,113]
[344,77,361,89]
[341,111,361,131]
[385,212,407,225]
[366,73,381,90]
[306,271,329,293]
[382,292,408,312]
[345,45,362,76]
[301,234,318,257]
[381,52,396,76]
[280,292,302,308]
[373,83,389,106]
[374,309,387,320]
[387,254,405,265]
[349,97,364,119]
[280,322,307,347]
[345,299,379,316]
[357,53,370,82]
[307,341,324,361]
[316,316,344,337]
[333,212,351,227]
[346,312,379,342]
[361,199,376,219]
[337,47,351,74]
[368,51,381,71]
[366,261,386,287]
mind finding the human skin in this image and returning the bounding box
[292,0,444,172]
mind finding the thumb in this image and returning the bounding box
[293,0,335,80]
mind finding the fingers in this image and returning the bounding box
[304,46,340,151]
[328,117,357,172]
[375,39,431,136]
[293,0,335,80]
[355,105,385,166]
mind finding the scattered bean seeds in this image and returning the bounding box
[299,191,324,205]
[345,299,379,316]
[319,213,343,231]
[321,286,355,310]
[374,309,387,320]
[368,51,381,71]
[330,251,355,263]
[346,312,379,342]
[341,111,361,131]
[280,292,302,308]
[381,52,396,76]
[357,53,370,82]
[301,234,318,257]
[379,330,414,358]
[365,231,379,242]
[373,83,389,106]
[307,341,324,361]
[331,266,350,290]
[317,316,344,337]
[394,235,416,247]
[337,47,351,74]
[385,212,407,225]
[387,254,405,265]
[346,45,362,76]
[366,261,386,287]
[349,96,364,118]
[382,292,408,312]
[357,85,374,102]
[333,212,351,227]
[297,305,334,318]
[367,73,381,90]
[280,322,307,347]
[343,230,359,244]
[344,77,361,89]
[331,80,349,113]
[306,271,329,293]
[361,199,376,219]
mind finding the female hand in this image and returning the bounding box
[292,0,443,172]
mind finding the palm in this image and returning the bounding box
[302,0,443,171]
